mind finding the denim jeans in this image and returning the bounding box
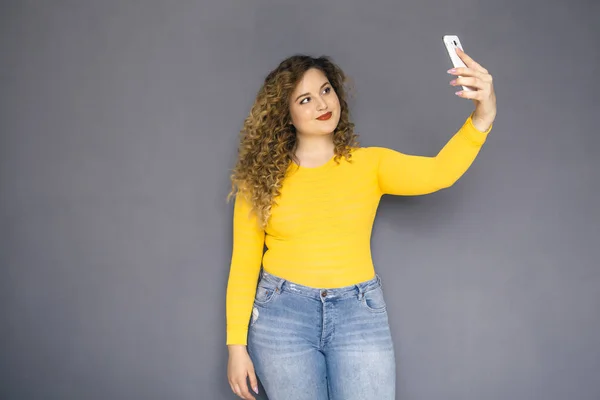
[247,270,396,400]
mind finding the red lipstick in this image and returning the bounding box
[316,112,332,121]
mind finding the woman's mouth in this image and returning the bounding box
[316,112,332,121]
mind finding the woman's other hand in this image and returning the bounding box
[227,345,259,399]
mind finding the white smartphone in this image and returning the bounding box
[443,35,473,92]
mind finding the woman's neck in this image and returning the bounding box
[294,133,335,166]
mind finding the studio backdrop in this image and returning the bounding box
[1,1,598,399]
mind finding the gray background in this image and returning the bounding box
[1,0,598,399]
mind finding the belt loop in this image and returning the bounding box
[276,276,285,293]
[356,284,364,300]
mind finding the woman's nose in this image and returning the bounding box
[316,97,328,110]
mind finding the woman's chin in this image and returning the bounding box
[297,126,337,137]
[316,121,340,135]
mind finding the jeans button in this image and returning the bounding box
[321,290,327,297]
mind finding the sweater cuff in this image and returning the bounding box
[461,112,492,145]
[226,326,248,346]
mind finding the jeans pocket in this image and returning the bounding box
[253,281,278,306]
[361,286,387,313]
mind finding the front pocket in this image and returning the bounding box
[361,286,387,313]
[253,283,277,305]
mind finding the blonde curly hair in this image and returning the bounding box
[228,55,360,228]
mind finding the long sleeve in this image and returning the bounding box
[375,113,492,196]
[225,192,265,345]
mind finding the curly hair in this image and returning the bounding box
[228,54,360,228]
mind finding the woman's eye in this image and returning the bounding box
[299,87,330,105]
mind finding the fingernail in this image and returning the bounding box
[447,68,456,74]
[449,80,456,85]
[455,91,463,96]
[253,386,259,394]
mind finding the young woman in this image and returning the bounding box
[226,49,496,400]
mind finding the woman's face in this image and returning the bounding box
[288,68,341,137]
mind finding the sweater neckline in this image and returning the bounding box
[291,154,337,172]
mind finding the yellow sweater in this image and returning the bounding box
[226,114,492,345]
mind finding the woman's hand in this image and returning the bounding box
[227,345,259,399]
[448,47,497,132]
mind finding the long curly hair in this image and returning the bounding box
[228,54,360,228]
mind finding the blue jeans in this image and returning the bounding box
[247,270,396,400]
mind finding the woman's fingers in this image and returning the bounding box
[248,367,259,395]
[451,76,485,90]
[455,47,488,73]
[232,377,255,400]
[232,383,241,398]
[455,88,484,100]
[448,66,494,102]
[448,67,488,82]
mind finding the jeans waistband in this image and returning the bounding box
[258,269,382,301]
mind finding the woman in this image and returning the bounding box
[226,49,496,400]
